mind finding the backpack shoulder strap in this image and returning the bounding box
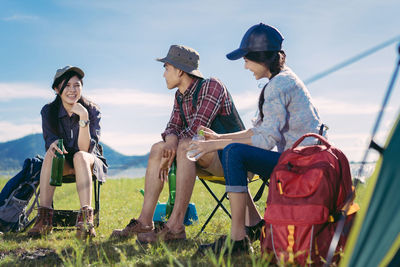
[177,78,205,128]
[192,78,205,108]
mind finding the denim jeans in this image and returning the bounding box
[221,143,281,193]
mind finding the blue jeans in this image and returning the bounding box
[221,143,281,193]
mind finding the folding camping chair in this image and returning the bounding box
[51,174,103,228]
[196,174,268,236]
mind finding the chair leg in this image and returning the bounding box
[49,176,101,228]
[197,179,231,237]
[93,179,100,227]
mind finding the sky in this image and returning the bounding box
[0,0,399,163]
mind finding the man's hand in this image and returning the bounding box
[159,156,171,182]
[159,142,177,182]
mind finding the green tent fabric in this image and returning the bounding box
[341,114,400,267]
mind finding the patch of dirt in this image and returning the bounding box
[15,248,62,266]
[0,251,8,261]
[19,248,57,261]
[0,248,62,266]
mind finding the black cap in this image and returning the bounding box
[226,23,284,60]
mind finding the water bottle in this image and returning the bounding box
[50,139,65,186]
[186,130,205,161]
[165,160,176,218]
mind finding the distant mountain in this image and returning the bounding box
[0,134,148,171]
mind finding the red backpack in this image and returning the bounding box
[260,133,358,266]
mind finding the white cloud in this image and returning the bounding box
[1,83,385,118]
[0,121,41,142]
[231,91,388,116]
[232,91,258,111]
[88,88,173,108]
[0,82,176,109]
[2,14,39,22]
[329,132,370,140]
[0,83,50,101]
[101,131,161,155]
[313,97,381,115]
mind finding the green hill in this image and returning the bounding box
[0,134,148,171]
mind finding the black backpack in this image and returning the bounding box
[0,155,43,232]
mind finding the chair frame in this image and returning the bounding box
[51,175,102,228]
[197,175,268,236]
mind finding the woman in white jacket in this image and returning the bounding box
[193,23,323,255]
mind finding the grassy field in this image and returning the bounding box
[0,177,367,267]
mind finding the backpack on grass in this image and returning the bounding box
[260,133,358,266]
[0,155,43,232]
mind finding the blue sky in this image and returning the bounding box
[0,0,399,162]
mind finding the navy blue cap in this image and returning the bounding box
[227,23,284,60]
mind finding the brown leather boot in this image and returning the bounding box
[111,218,154,238]
[76,206,96,239]
[27,206,53,237]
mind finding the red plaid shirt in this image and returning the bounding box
[162,77,232,140]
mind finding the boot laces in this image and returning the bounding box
[154,222,166,234]
[127,218,139,227]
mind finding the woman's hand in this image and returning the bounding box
[188,139,218,160]
[198,126,220,140]
[71,103,89,119]
[47,139,68,158]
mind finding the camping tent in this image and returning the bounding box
[340,114,400,266]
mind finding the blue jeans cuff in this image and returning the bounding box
[226,185,247,193]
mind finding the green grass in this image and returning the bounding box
[0,177,272,266]
[0,176,369,267]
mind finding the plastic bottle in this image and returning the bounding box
[165,160,176,218]
[49,139,65,186]
[186,130,205,161]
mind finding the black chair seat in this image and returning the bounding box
[61,174,77,183]
[51,175,102,227]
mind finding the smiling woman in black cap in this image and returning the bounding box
[192,23,324,255]
[27,66,107,239]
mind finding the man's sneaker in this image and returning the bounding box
[245,219,265,242]
[111,218,154,238]
[196,235,253,256]
[137,223,186,243]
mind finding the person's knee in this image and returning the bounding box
[196,151,218,171]
[222,143,243,161]
[73,151,90,165]
[176,139,191,158]
[149,141,165,156]
[43,151,55,167]
[44,150,54,161]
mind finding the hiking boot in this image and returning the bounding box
[137,223,186,243]
[76,206,96,239]
[245,219,265,242]
[111,218,154,238]
[196,235,253,256]
[27,206,53,237]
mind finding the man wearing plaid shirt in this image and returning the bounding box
[112,45,244,242]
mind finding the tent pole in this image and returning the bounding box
[325,43,400,267]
